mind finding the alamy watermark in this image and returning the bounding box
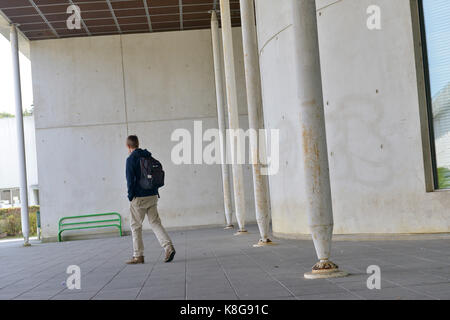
[66,5,82,30]
[66,265,81,290]
[366,265,381,290]
[170,121,280,176]
[367,5,381,30]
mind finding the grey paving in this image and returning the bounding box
[0,225,449,300]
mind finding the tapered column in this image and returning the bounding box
[219,0,247,233]
[239,0,272,246]
[211,11,234,229]
[10,24,30,246]
[291,1,346,278]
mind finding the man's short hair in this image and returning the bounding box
[127,135,139,149]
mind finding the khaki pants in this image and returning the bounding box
[130,195,172,257]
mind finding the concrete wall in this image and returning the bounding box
[0,116,39,205]
[255,0,450,236]
[31,28,256,239]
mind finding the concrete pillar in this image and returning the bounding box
[211,11,234,229]
[10,24,30,246]
[291,1,345,278]
[219,0,247,234]
[239,0,272,246]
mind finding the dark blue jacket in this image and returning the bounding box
[126,148,158,201]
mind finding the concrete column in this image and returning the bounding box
[211,11,234,229]
[10,24,30,246]
[239,0,272,246]
[291,1,345,278]
[219,0,247,234]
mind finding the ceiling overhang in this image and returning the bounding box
[0,0,241,41]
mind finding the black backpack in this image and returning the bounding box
[139,156,165,191]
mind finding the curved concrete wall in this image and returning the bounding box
[255,0,309,235]
[256,0,450,236]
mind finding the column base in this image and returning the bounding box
[253,238,276,247]
[304,260,348,279]
[233,229,248,236]
[224,224,234,230]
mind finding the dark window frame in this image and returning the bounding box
[418,0,440,190]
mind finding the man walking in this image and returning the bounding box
[125,135,175,264]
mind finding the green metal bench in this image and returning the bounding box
[58,212,122,242]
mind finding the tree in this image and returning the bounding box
[0,112,14,118]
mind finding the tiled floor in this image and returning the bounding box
[0,225,449,300]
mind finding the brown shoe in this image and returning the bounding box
[125,256,144,264]
[164,246,176,263]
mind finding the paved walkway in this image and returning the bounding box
[0,225,449,300]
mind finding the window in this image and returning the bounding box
[12,189,20,203]
[33,189,40,205]
[0,188,20,206]
[420,0,450,189]
[1,190,11,203]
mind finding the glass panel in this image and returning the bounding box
[422,0,450,188]
[1,190,11,203]
[12,188,20,203]
[34,189,40,205]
